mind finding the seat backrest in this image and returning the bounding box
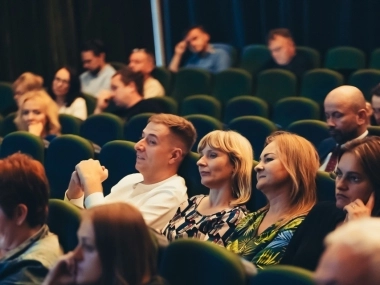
[145,96,178,114]
[123,112,155,142]
[316,171,336,202]
[370,48,380,69]
[239,45,271,75]
[160,239,246,285]
[80,113,124,147]
[109,61,126,70]
[250,265,314,285]
[324,46,366,69]
[2,112,17,136]
[151,66,172,95]
[0,82,17,117]
[59,114,83,135]
[286,120,329,147]
[81,93,97,116]
[348,69,380,101]
[296,46,321,69]
[48,199,81,253]
[224,96,269,124]
[0,131,45,163]
[181,95,222,120]
[45,135,94,198]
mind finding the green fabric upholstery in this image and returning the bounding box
[224,96,269,124]
[324,46,366,70]
[45,135,94,199]
[160,239,246,285]
[296,46,321,69]
[286,120,329,148]
[316,171,336,202]
[0,131,45,163]
[239,44,271,76]
[368,125,380,136]
[348,69,380,101]
[228,116,277,160]
[146,96,178,114]
[2,112,17,136]
[212,68,252,105]
[369,48,380,69]
[250,265,314,285]
[81,93,97,116]
[109,61,126,70]
[59,114,83,135]
[0,82,17,117]
[123,112,154,142]
[181,95,222,120]
[47,199,81,253]
[98,140,137,196]
[80,113,124,147]
[151,66,172,95]
[273,97,320,129]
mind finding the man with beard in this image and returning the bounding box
[318,85,368,172]
[80,39,116,97]
[168,26,231,73]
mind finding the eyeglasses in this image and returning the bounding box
[54,77,70,85]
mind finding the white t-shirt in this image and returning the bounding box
[144,77,165,98]
[58,97,87,120]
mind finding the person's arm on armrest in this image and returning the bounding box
[64,171,85,209]
[168,41,187,72]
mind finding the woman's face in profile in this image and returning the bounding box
[52,68,70,98]
[21,98,47,128]
[73,217,102,284]
[335,152,374,209]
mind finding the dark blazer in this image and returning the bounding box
[317,137,337,165]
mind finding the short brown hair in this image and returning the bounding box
[0,153,49,227]
[149,113,197,155]
[267,28,294,43]
[84,203,157,285]
[113,67,144,97]
[12,72,43,94]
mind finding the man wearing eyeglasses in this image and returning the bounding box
[80,39,116,97]
[128,49,165,98]
[169,26,231,73]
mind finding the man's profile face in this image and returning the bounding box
[185,28,209,53]
[128,51,154,75]
[371,95,380,125]
[81,51,104,74]
[268,35,295,65]
[110,74,133,107]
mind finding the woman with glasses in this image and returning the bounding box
[281,136,380,270]
[49,67,87,120]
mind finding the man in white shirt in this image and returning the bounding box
[80,39,116,97]
[64,114,197,229]
[317,85,368,172]
[128,49,165,98]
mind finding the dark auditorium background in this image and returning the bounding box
[1,0,380,82]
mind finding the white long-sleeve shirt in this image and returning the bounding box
[58,97,87,120]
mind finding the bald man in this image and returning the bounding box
[318,85,368,171]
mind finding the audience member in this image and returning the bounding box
[226,131,319,269]
[129,49,165,98]
[162,130,252,247]
[281,136,380,270]
[315,218,380,285]
[94,67,164,121]
[370,83,380,125]
[264,28,313,78]
[43,203,166,285]
[169,25,231,73]
[0,153,62,284]
[65,114,197,230]
[80,39,116,97]
[14,90,61,143]
[49,66,87,120]
[318,85,368,172]
[12,72,43,107]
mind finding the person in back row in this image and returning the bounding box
[65,114,197,230]
[94,67,164,121]
[12,72,44,109]
[128,49,165,98]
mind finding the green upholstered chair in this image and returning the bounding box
[146,96,178,114]
[246,160,267,212]
[81,93,97,116]
[59,114,83,135]
[151,66,172,95]
[184,114,223,152]
[300,68,344,105]
[123,112,154,142]
[45,135,94,199]
[0,82,17,117]
[296,46,321,69]
[0,131,45,163]
[1,112,17,136]
[256,69,297,106]
[181,95,222,120]
[239,44,271,76]
[109,61,126,70]
[272,97,320,129]
[287,120,329,148]
[250,265,314,285]
[223,96,269,124]
[324,46,366,70]
[47,199,81,253]
[212,43,238,67]
[228,116,277,161]
[368,125,380,137]
[348,69,380,101]
[160,239,246,285]
[80,113,124,147]
[316,171,336,202]
[171,68,212,102]
[98,140,137,196]
[212,68,252,105]
[178,151,208,198]
[370,48,380,69]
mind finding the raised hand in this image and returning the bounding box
[344,192,375,222]
[75,159,108,197]
[28,122,45,137]
[42,252,76,285]
[174,40,188,55]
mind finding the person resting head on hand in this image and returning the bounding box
[161,130,253,247]
[43,202,166,285]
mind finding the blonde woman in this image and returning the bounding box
[14,90,61,143]
[226,131,319,269]
[162,130,253,247]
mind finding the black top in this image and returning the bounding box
[280,202,345,271]
[263,53,313,78]
[112,99,164,122]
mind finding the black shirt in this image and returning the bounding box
[111,99,164,122]
[263,53,313,78]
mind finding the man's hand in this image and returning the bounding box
[344,193,375,222]
[28,122,44,137]
[94,90,113,113]
[174,40,187,55]
[42,252,76,285]
[66,171,83,200]
[75,159,108,197]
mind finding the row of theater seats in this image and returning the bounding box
[49,198,314,285]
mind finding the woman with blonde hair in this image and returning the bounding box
[12,72,44,105]
[44,202,165,285]
[226,131,319,269]
[14,89,61,142]
[161,130,253,247]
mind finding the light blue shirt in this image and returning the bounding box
[185,45,231,73]
[80,64,116,97]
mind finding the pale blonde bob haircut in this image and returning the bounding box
[12,72,43,94]
[14,90,61,136]
[265,131,319,214]
[197,130,253,206]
